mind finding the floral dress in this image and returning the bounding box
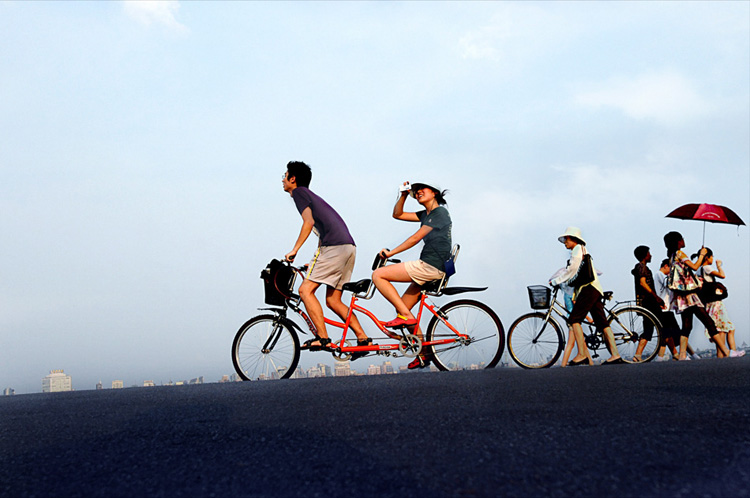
[669,251,703,313]
[701,265,734,333]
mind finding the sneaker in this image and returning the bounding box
[684,355,691,361]
[383,315,418,328]
[691,354,701,360]
[407,356,431,370]
[729,350,746,358]
[655,355,668,362]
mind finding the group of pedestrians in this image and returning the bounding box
[281,161,451,370]
[551,226,744,366]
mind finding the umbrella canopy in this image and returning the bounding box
[666,203,745,226]
[666,203,746,245]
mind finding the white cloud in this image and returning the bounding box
[123,0,188,33]
[574,71,713,125]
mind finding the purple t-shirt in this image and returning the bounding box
[292,187,355,247]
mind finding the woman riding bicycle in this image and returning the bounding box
[372,180,452,369]
[549,227,623,366]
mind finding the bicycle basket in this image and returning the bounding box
[261,259,295,306]
[527,285,551,310]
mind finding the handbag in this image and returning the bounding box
[698,267,728,303]
[667,255,701,293]
[569,248,595,288]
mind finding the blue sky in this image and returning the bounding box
[1,1,748,393]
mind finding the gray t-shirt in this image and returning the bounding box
[292,187,355,247]
[417,206,452,271]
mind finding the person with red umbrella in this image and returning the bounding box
[663,231,731,360]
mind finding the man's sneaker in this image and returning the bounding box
[729,350,746,358]
[655,355,668,362]
[690,354,701,360]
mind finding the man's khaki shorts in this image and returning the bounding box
[405,260,444,286]
[307,244,356,291]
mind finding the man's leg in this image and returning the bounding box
[299,279,328,341]
[325,287,367,341]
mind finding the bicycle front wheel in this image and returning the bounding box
[425,299,504,371]
[608,306,661,363]
[232,315,300,380]
[507,312,564,369]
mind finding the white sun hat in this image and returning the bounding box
[558,226,586,246]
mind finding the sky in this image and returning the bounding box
[1,1,748,394]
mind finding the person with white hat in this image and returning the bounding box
[372,180,452,369]
[549,227,624,366]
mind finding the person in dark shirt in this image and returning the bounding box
[282,161,369,352]
[372,180,452,369]
[630,245,665,362]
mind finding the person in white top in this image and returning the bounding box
[549,227,623,366]
[696,248,744,358]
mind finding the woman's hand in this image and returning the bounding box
[379,248,392,259]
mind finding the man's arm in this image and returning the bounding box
[639,276,664,306]
[285,207,315,262]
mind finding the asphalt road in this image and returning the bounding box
[1,357,748,498]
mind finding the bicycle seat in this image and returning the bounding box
[342,279,371,294]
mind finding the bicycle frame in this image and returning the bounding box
[287,287,469,357]
[275,252,471,358]
[533,287,645,344]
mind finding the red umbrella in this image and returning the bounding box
[666,203,746,245]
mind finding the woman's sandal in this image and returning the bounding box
[349,338,373,361]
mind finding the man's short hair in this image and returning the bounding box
[634,245,649,261]
[286,161,312,188]
[660,258,670,268]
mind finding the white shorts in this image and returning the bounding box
[307,245,356,291]
[405,260,444,286]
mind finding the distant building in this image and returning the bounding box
[143,380,155,387]
[3,387,15,396]
[291,368,306,379]
[42,370,72,393]
[367,364,381,376]
[96,381,103,390]
[380,361,395,375]
[219,375,230,383]
[335,362,352,377]
[189,377,203,385]
[112,380,124,389]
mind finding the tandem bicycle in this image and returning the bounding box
[231,246,505,380]
[506,285,662,369]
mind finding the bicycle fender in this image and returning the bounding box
[441,286,488,296]
[283,318,308,336]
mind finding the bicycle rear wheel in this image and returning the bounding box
[507,312,564,369]
[425,299,504,371]
[232,315,300,380]
[608,306,661,363]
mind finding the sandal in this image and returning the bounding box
[302,337,334,352]
[631,355,642,363]
[349,338,372,361]
[300,336,320,350]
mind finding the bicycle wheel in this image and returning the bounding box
[608,306,661,363]
[507,312,565,369]
[232,315,300,380]
[425,299,504,371]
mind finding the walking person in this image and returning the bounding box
[662,231,730,360]
[372,180,452,369]
[549,227,623,366]
[653,258,684,361]
[696,248,744,358]
[630,246,665,362]
[282,161,370,353]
